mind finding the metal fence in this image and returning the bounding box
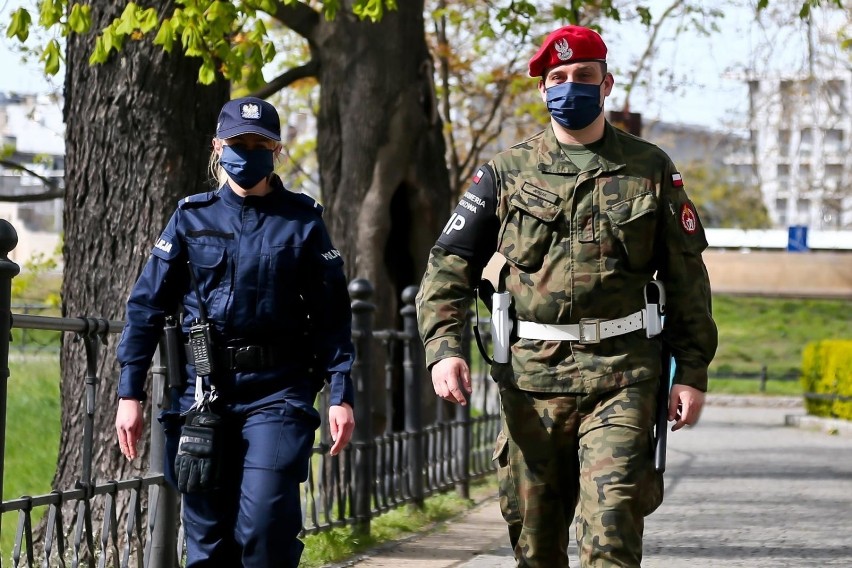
[0,220,500,567]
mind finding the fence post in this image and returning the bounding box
[0,219,21,544]
[147,346,179,568]
[401,286,424,508]
[456,309,473,499]
[760,365,768,393]
[349,278,374,535]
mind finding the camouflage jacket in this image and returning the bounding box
[416,122,718,394]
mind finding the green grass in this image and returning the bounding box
[710,295,852,393]
[1,355,61,556]
[299,479,497,567]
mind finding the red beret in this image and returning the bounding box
[528,25,607,77]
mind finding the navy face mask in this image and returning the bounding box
[545,79,604,130]
[219,145,274,189]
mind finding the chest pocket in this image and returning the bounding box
[499,183,562,272]
[186,242,229,318]
[604,191,657,270]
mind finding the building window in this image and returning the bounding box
[824,129,844,154]
[826,79,846,114]
[778,129,791,156]
[799,128,813,156]
[821,198,841,229]
[777,164,790,182]
[775,198,788,226]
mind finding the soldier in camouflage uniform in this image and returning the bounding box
[416,25,717,567]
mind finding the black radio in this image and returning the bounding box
[187,261,215,377]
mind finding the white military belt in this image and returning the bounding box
[515,310,647,344]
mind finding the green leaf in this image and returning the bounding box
[153,18,175,52]
[757,0,769,10]
[198,59,216,84]
[799,3,811,19]
[7,8,32,42]
[38,0,63,28]
[138,8,160,33]
[68,3,92,34]
[40,39,61,75]
[89,35,107,64]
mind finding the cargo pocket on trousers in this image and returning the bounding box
[493,430,522,526]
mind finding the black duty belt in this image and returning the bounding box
[184,343,283,373]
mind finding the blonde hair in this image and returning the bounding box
[208,141,229,188]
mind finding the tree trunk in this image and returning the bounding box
[315,1,451,429]
[56,0,228,548]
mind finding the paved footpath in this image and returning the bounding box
[339,397,852,568]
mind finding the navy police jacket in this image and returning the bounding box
[116,176,355,410]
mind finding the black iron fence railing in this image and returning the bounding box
[0,220,500,567]
[708,366,801,392]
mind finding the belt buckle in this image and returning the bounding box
[234,345,263,371]
[578,318,602,344]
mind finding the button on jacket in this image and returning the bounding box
[417,122,717,395]
[117,176,355,409]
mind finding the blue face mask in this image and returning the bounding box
[545,80,604,130]
[219,145,275,189]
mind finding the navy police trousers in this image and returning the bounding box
[164,399,319,567]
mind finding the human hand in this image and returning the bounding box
[669,384,705,432]
[115,398,144,460]
[329,403,355,456]
[431,357,471,406]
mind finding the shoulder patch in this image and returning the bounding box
[178,191,217,209]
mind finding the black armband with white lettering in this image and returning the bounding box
[436,165,499,270]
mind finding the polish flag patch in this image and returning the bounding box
[680,203,698,234]
[472,169,484,184]
[671,173,684,187]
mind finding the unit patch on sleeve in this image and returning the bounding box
[680,202,698,234]
[472,169,484,184]
[671,173,684,187]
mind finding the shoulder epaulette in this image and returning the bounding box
[178,191,217,209]
[284,190,324,215]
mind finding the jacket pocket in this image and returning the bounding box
[604,191,657,270]
[499,183,562,272]
[185,243,229,318]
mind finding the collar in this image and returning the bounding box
[537,122,627,176]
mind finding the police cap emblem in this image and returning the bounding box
[240,103,261,120]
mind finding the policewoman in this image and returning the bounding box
[416,26,718,567]
[114,96,355,567]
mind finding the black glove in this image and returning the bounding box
[174,408,222,493]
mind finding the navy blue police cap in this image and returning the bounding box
[216,96,281,141]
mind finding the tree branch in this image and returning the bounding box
[622,0,685,111]
[0,159,64,201]
[269,1,321,41]
[249,59,320,100]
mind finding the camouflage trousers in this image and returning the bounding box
[493,378,664,568]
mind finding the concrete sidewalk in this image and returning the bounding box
[338,397,852,568]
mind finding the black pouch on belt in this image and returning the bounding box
[174,401,222,493]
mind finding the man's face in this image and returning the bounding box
[538,61,613,101]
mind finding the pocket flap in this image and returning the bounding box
[187,244,227,269]
[510,183,561,222]
[605,192,656,226]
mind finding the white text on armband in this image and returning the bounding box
[155,238,173,253]
[459,200,477,214]
[464,192,486,207]
[322,249,341,261]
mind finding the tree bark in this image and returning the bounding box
[315,1,451,428]
[56,0,228,550]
